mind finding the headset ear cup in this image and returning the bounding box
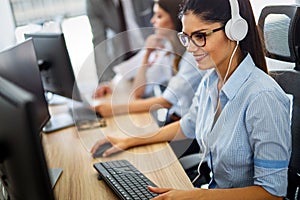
[225,19,234,41]
[225,17,248,41]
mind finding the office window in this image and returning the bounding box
[9,0,85,26]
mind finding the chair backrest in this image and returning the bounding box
[269,70,300,200]
[258,5,300,70]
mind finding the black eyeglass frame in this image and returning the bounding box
[177,26,225,47]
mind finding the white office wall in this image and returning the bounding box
[251,0,297,22]
[0,0,16,51]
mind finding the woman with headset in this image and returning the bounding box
[91,0,291,198]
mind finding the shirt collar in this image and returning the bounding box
[203,69,217,89]
[202,54,256,100]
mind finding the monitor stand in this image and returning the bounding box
[42,113,74,133]
[45,92,70,105]
[48,168,63,188]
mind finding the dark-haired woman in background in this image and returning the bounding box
[93,0,186,99]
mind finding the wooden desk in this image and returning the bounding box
[42,79,194,199]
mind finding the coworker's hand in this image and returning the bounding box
[90,135,130,157]
[94,103,113,117]
[144,34,166,52]
[93,84,112,98]
[148,186,202,200]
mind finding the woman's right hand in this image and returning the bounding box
[93,84,112,98]
[90,135,132,157]
[94,103,114,117]
[144,34,166,52]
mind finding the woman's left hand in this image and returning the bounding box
[148,186,201,200]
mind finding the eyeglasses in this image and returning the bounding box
[177,26,225,47]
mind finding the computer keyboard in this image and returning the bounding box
[70,101,105,130]
[93,160,158,200]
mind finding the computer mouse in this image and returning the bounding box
[92,143,113,158]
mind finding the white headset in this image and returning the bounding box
[225,0,248,41]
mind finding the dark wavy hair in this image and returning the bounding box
[179,0,268,73]
[154,0,186,73]
[154,0,183,32]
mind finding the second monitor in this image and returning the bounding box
[24,32,82,102]
[25,32,102,132]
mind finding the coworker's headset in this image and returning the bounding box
[225,0,248,41]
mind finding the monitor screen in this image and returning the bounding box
[0,76,54,200]
[24,32,82,102]
[0,39,50,130]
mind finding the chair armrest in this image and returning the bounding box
[179,153,203,170]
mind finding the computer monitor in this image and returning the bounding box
[0,76,54,200]
[25,32,102,131]
[24,32,82,102]
[0,39,72,133]
[0,39,50,130]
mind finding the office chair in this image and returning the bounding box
[258,5,300,199]
[258,5,300,70]
[269,70,300,200]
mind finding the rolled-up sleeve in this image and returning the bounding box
[162,77,182,106]
[246,91,291,197]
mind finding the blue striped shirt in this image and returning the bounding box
[162,52,204,117]
[180,54,291,196]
